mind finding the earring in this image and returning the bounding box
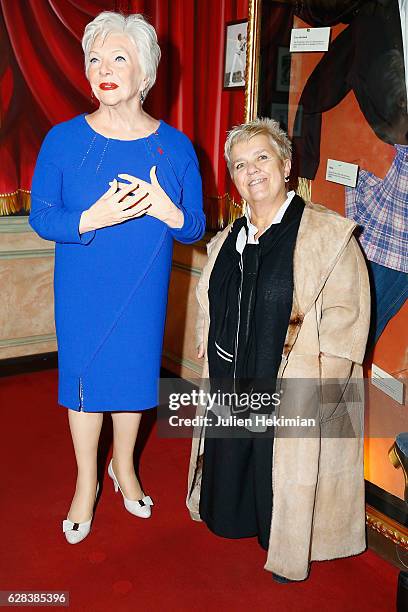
[140,89,145,103]
[284,176,290,183]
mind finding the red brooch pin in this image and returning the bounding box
[157,147,164,155]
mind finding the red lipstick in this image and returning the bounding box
[99,82,118,90]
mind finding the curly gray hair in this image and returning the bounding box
[82,11,161,99]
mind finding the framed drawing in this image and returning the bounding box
[223,19,248,89]
[276,46,290,92]
[270,102,303,137]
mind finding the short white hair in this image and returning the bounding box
[82,11,161,98]
[224,117,292,173]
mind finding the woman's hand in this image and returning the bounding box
[197,343,205,359]
[117,167,184,229]
[79,178,152,233]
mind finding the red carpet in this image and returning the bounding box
[0,369,399,611]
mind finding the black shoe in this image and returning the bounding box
[272,573,294,584]
[389,434,408,502]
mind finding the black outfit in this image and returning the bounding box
[292,0,407,179]
[294,0,368,25]
[199,196,305,550]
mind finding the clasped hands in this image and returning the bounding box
[79,166,184,233]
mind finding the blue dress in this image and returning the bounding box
[29,114,205,412]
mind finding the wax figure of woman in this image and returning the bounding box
[29,11,205,544]
[187,118,370,581]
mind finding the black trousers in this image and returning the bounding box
[199,432,274,551]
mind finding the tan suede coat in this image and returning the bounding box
[186,201,370,581]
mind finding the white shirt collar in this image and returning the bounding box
[244,190,296,245]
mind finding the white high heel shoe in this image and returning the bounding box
[62,482,99,544]
[108,459,153,519]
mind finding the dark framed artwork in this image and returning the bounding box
[275,46,290,92]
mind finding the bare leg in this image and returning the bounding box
[229,54,238,85]
[111,412,143,500]
[67,409,103,522]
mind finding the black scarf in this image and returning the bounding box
[207,195,305,401]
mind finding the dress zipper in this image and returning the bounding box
[79,378,84,412]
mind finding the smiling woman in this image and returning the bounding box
[223,117,292,240]
[187,117,371,583]
[81,12,161,141]
[28,10,205,546]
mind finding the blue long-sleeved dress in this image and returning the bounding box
[29,114,205,412]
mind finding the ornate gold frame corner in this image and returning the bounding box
[366,504,408,551]
[244,0,261,122]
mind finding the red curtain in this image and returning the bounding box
[0,0,247,226]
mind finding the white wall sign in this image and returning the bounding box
[326,159,359,187]
[290,27,331,53]
[372,364,405,405]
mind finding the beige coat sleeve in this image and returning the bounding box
[195,274,206,349]
[194,230,224,349]
[319,236,370,378]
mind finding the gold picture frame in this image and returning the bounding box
[244,0,262,122]
[244,0,311,200]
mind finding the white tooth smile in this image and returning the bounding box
[249,178,266,186]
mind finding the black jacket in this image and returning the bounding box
[292,0,408,179]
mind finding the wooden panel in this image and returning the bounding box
[0,224,56,359]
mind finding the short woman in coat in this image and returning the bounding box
[29,12,204,544]
[186,118,370,581]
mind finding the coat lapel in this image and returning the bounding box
[278,202,357,368]
[292,201,357,315]
[197,202,357,366]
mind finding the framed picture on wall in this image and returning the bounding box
[270,103,303,138]
[276,46,290,92]
[223,19,248,89]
